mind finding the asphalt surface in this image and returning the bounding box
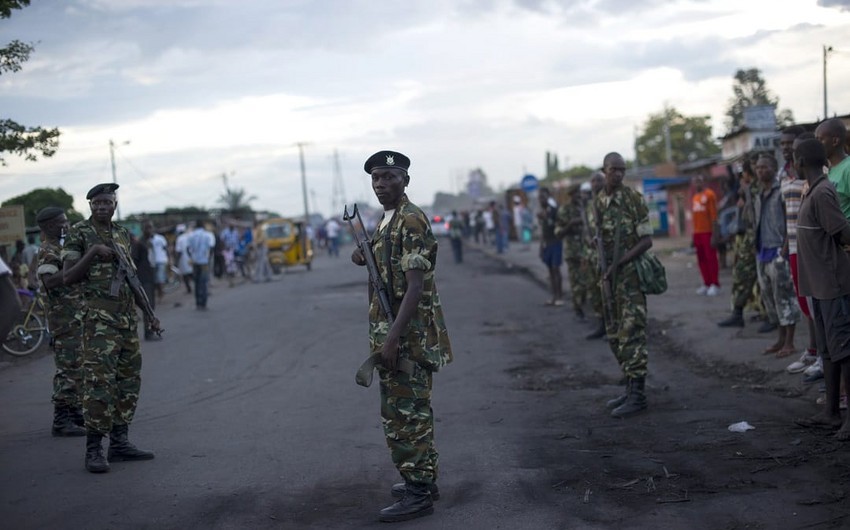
[1,241,848,529]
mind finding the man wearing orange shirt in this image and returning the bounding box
[692,175,720,296]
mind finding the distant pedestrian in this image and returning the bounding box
[595,153,654,418]
[537,187,563,306]
[187,219,215,309]
[792,138,850,440]
[132,222,160,340]
[325,218,341,257]
[35,207,86,437]
[691,175,720,296]
[173,224,193,294]
[473,209,484,243]
[448,210,463,263]
[252,220,272,283]
[482,206,495,245]
[149,227,169,302]
[754,154,801,358]
[0,256,21,340]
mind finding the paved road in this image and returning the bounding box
[1,243,845,529]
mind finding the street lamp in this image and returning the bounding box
[823,44,833,119]
[109,139,130,221]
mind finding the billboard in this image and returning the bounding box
[0,205,26,247]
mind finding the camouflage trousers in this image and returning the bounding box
[81,316,142,435]
[587,256,603,318]
[51,319,84,409]
[756,257,802,327]
[731,234,757,310]
[565,257,587,312]
[605,266,648,378]
[378,365,438,485]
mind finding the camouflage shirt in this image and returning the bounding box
[37,239,83,334]
[62,219,137,329]
[594,186,653,265]
[555,196,586,258]
[369,195,453,371]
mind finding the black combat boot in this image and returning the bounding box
[69,406,85,428]
[717,307,744,328]
[585,320,606,340]
[52,405,86,437]
[611,377,647,418]
[379,482,434,522]
[606,379,631,410]
[107,424,155,462]
[391,481,440,501]
[85,431,110,473]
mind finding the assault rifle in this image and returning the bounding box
[343,204,415,387]
[591,194,616,336]
[108,240,162,336]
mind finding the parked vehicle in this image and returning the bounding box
[430,214,450,237]
[262,217,313,273]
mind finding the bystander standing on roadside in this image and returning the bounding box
[132,222,160,341]
[537,187,563,306]
[149,226,169,303]
[174,224,193,295]
[325,217,341,258]
[0,256,21,340]
[754,154,801,358]
[792,138,850,440]
[252,220,272,283]
[691,175,720,296]
[448,210,464,264]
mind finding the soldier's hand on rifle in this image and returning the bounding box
[351,248,366,266]
[603,263,616,281]
[89,244,114,260]
[381,335,400,371]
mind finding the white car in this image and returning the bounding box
[429,215,450,237]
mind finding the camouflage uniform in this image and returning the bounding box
[62,219,142,435]
[731,180,759,310]
[37,240,84,409]
[369,195,452,485]
[594,186,654,379]
[555,196,587,313]
[585,203,604,319]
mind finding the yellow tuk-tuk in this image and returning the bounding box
[262,217,313,273]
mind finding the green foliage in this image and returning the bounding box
[725,68,794,130]
[635,107,719,166]
[217,173,256,213]
[0,0,60,165]
[1,187,83,226]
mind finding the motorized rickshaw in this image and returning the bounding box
[262,217,313,273]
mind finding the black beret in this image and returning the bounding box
[364,150,411,174]
[36,206,65,224]
[86,182,119,200]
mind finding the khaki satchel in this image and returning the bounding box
[634,251,667,295]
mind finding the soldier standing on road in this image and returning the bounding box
[351,150,453,523]
[595,153,654,418]
[62,183,160,474]
[585,172,608,340]
[35,206,86,437]
[555,184,587,319]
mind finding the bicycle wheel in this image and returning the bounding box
[3,311,46,356]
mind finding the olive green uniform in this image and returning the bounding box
[369,195,452,485]
[555,196,588,313]
[62,219,142,435]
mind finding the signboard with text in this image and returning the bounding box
[0,205,26,247]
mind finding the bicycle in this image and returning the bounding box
[3,288,50,357]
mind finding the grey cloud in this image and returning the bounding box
[818,0,850,10]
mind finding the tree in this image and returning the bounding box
[725,68,794,131]
[635,107,719,166]
[217,173,256,214]
[0,0,60,165]
[2,188,83,226]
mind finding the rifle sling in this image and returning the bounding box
[356,353,417,387]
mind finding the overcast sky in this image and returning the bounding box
[2,0,850,219]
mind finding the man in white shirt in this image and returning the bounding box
[150,229,169,301]
[325,218,341,257]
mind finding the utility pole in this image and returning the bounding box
[295,142,310,225]
[823,44,833,119]
[662,104,673,163]
[109,139,129,220]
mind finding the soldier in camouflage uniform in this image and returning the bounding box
[584,173,608,340]
[594,153,654,418]
[718,158,759,328]
[63,183,161,474]
[35,207,86,437]
[351,151,452,523]
[555,185,588,319]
